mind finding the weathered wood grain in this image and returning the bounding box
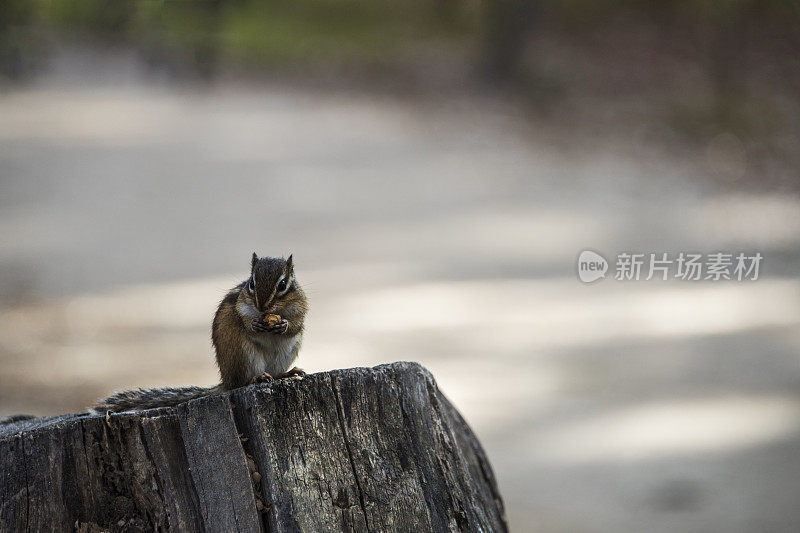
[0,362,507,532]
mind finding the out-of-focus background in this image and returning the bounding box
[2,1,800,530]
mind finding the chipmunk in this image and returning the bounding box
[92,253,308,413]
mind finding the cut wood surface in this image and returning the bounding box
[0,362,507,532]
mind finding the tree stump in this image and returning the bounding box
[0,362,507,532]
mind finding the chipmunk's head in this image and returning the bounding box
[241,253,298,313]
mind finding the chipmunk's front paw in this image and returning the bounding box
[250,372,274,385]
[251,318,269,333]
[280,367,305,378]
[267,319,289,335]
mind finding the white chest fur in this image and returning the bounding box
[246,332,301,378]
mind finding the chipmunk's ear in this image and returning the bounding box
[251,252,258,273]
[286,254,294,273]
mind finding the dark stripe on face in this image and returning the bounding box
[252,276,259,310]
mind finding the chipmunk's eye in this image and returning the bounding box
[277,279,287,292]
[247,278,255,293]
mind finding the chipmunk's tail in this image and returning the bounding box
[91,385,223,414]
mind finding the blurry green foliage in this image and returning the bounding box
[218,1,450,64]
[10,0,799,71]
[0,0,40,79]
[28,0,480,70]
[37,0,136,37]
[2,0,798,116]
